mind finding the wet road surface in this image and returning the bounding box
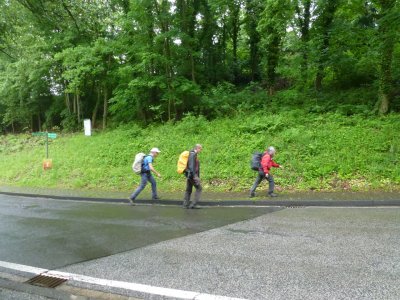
[0,194,279,270]
[1,194,400,299]
[59,207,400,300]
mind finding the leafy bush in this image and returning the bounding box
[60,111,80,132]
[0,111,398,193]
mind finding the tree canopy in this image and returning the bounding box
[0,0,399,132]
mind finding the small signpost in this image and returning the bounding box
[32,132,57,170]
[84,119,91,136]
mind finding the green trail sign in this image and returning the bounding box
[32,132,57,159]
[32,132,57,138]
[32,132,48,137]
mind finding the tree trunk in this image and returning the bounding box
[201,0,216,84]
[245,0,262,82]
[65,93,71,113]
[158,0,174,120]
[190,53,196,83]
[377,44,393,114]
[103,87,108,130]
[177,0,197,83]
[164,28,173,120]
[259,1,290,93]
[314,0,337,91]
[74,92,81,122]
[38,114,41,131]
[73,94,77,114]
[222,17,227,67]
[378,93,390,114]
[297,0,311,81]
[266,34,281,92]
[231,2,240,83]
[376,0,396,114]
[315,70,324,91]
[92,85,101,128]
[77,94,81,123]
[268,86,274,96]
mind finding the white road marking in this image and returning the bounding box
[0,260,246,300]
[0,261,47,275]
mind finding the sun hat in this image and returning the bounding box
[150,147,161,153]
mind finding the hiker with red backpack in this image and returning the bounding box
[181,144,203,209]
[250,146,283,198]
[129,148,161,205]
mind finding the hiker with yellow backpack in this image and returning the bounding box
[177,144,203,209]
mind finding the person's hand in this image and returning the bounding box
[157,172,162,178]
[279,165,284,170]
[265,173,269,178]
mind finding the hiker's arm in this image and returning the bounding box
[271,160,280,168]
[148,163,161,177]
[187,153,196,178]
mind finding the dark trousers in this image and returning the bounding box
[130,172,157,200]
[183,177,202,208]
[250,171,275,195]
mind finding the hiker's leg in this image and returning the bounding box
[250,172,264,195]
[148,173,158,199]
[267,174,275,194]
[183,179,193,207]
[190,177,202,208]
[130,173,148,200]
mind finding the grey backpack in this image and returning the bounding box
[251,152,263,171]
[132,153,146,174]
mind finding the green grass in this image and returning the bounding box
[0,111,399,193]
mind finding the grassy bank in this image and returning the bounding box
[0,111,399,194]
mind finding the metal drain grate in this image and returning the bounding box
[26,274,68,288]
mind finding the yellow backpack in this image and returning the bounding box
[177,151,190,174]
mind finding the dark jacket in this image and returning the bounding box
[186,150,200,179]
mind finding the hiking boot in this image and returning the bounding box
[249,192,255,198]
[182,200,190,209]
[152,196,161,200]
[128,197,136,205]
[268,192,278,197]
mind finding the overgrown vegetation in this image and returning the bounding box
[0,1,399,194]
[0,1,399,132]
[1,107,398,193]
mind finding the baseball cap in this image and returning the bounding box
[150,147,161,153]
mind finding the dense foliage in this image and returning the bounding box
[0,112,398,193]
[0,0,399,132]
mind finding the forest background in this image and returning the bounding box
[0,0,399,194]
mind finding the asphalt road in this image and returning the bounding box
[0,194,277,270]
[0,194,399,299]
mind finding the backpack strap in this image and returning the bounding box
[142,155,151,170]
